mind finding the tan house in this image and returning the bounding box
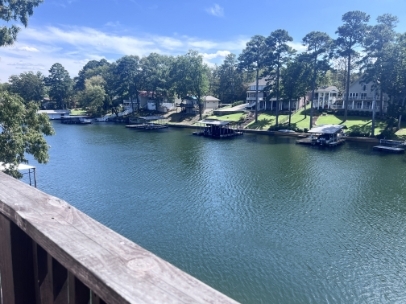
[202,96,220,110]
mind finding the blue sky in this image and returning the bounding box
[1,0,406,82]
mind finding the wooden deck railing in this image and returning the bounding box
[0,172,237,304]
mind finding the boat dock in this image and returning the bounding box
[296,125,346,147]
[193,119,243,138]
[61,116,92,124]
[126,116,168,130]
[373,139,406,153]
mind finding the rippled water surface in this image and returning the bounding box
[29,122,406,303]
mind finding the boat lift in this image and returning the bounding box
[0,163,37,187]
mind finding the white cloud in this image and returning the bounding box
[206,4,224,17]
[0,25,247,81]
[287,41,307,53]
[17,46,39,52]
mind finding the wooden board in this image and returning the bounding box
[0,172,238,304]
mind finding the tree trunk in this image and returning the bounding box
[310,56,317,130]
[288,99,292,127]
[371,90,376,137]
[276,59,280,127]
[379,90,383,117]
[344,53,351,121]
[135,91,140,113]
[398,95,406,130]
[255,68,259,123]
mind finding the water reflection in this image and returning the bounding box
[27,122,406,303]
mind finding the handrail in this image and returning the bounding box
[0,172,237,304]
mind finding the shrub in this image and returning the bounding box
[232,100,245,107]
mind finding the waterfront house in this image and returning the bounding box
[310,86,340,110]
[246,78,303,112]
[176,96,198,114]
[245,78,268,111]
[330,80,388,114]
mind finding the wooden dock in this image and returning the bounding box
[373,139,406,153]
[0,172,237,304]
[296,137,345,147]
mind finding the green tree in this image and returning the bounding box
[302,31,332,128]
[0,92,54,178]
[140,53,175,108]
[335,10,370,121]
[78,76,107,116]
[281,55,312,127]
[238,35,267,122]
[9,71,45,104]
[362,14,398,135]
[171,50,209,119]
[45,63,73,109]
[264,29,294,126]
[75,59,111,91]
[0,0,43,46]
[215,53,245,104]
[114,55,142,113]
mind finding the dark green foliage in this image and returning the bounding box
[0,0,43,46]
[8,71,45,104]
[45,63,73,109]
[0,92,54,178]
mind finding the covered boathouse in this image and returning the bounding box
[296,124,345,147]
[193,119,243,138]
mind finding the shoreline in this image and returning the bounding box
[167,123,380,143]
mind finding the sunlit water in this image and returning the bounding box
[25,122,406,303]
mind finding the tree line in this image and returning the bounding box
[2,10,406,129]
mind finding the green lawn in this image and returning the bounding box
[315,114,386,135]
[70,109,87,116]
[282,106,311,130]
[207,113,246,122]
[246,113,288,130]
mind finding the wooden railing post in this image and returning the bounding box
[0,214,36,304]
[0,214,15,304]
[68,272,90,304]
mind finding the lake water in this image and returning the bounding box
[27,122,406,303]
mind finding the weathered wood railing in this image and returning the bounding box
[0,172,237,304]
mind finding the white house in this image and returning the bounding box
[332,80,388,113]
[310,86,340,109]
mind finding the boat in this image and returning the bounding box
[296,124,345,147]
[61,116,92,124]
[193,119,243,138]
[373,139,406,153]
[125,116,168,130]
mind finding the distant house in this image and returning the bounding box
[176,96,198,114]
[202,96,220,110]
[310,86,340,109]
[123,91,176,113]
[332,80,388,113]
[245,78,304,111]
[37,109,70,120]
[245,78,268,110]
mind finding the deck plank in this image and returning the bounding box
[0,172,237,304]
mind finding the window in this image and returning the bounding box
[360,93,367,99]
[363,85,367,91]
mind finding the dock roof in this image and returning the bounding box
[198,119,230,126]
[308,124,344,134]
